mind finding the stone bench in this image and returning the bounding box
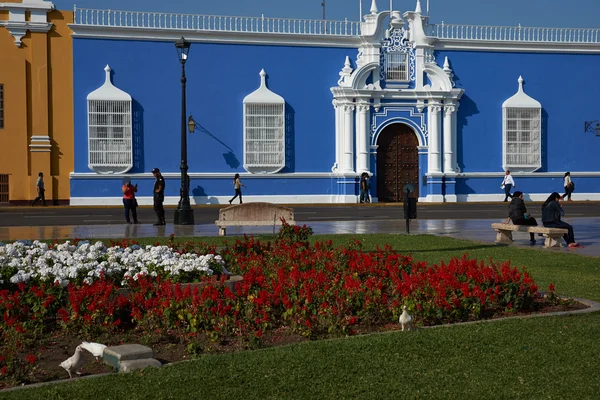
[491,223,568,248]
[215,202,295,236]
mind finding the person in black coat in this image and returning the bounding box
[541,192,579,247]
[507,191,538,244]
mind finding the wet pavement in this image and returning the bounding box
[1,217,598,257]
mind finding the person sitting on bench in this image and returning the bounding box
[507,191,538,244]
[541,192,580,248]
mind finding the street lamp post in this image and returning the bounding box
[174,36,194,225]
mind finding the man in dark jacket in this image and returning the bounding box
[152,168,166,226]
[507,191,538,243]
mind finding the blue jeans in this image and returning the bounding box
[543,220,575,244]
[503,184,513,201]
[360,189,370,203]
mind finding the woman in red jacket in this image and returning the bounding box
[122,179,139,224]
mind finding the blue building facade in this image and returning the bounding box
[68,0,600,205]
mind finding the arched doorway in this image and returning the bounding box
[376,123,419,202]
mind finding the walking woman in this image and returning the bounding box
[541,192,580,248]
[228,173,246,204]
[122,179,139,224]
[562,172,574,201]
[507,191,538,244]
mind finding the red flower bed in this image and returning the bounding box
[1,226,554,385]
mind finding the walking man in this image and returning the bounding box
[501,170,515,202]
[152,168,166,225]
[31,172,46,206]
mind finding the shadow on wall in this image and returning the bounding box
[132,100,145,173]
[452,71,479,173]
[283,102,295,172]
[455,178,476,195]
[191,185,219,204]
[540,109,549,172]
[191,119,240,169]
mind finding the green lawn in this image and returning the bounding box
[4,234,600,399]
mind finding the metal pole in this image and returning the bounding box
[405,188,410,234]
[174,57,194,225]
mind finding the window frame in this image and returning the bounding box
[384,51,409,82]
[502,107,542,171]
[243,102,285,174]
[87,99,133,174]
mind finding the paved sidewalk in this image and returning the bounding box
[1,217,598,257]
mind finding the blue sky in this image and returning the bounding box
[52,0,600,28]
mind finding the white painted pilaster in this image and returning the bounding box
[343,104,355,173]
[428,102,442,173]
[355,103,370,173]
[332,99,343,173]
[443,102,457,173]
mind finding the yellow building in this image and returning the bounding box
[0,0,73,205]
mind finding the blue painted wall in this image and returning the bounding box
[437,50,600,173]
[73,39,351,175]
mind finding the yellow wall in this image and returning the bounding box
[0,8,74,204]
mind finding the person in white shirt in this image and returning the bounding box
[501,170,515,202]
[562,172,573,201]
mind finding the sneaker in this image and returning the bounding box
[228,200,232,204]
[530,239,536,245]
[153,222,162,226]
[133,221,140,224]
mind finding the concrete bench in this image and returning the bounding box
[215,202,295,236]
[491,223,568,248]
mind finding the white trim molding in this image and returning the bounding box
[29,135,52,152]
[0,0,54,47]
[70,194,359,206]
[69,171,353,179]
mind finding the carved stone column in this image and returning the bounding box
[443,102,457,173]
[427,102,442,174]
[343,104,355,173]
[355,103,370,173]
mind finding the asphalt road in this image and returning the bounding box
[1,202,599,227]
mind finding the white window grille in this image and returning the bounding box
[243,69,285,174]
[502,76,542,172]
[385,52,409,81]
[86,65,133,174]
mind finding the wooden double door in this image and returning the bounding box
[376,124,419,202]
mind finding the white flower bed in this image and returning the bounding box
[0,240,224,288]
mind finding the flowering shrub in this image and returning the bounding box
[0,240,224,289]
[0,235,554,384]
[277,219,313,246]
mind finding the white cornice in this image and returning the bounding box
[67,25,361,48]
[434,39,600,54]
[69,172,359,179]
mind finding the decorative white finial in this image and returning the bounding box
[259,69,267,87]
[415,0,423,14]
[344,56,351,69]
[443,56,451,70]
[104,64,112,83]
[370,0,379,14]
[518,75,524,91]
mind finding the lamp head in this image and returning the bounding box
[175,36,191,64]
[188,115,196,134]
